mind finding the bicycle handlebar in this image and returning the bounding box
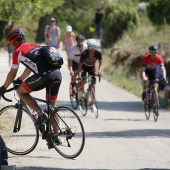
[77,74,101,82]
[1,87,16,102]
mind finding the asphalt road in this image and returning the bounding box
[0,43,170,170]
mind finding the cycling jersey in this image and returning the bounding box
[12,42,62,99]
[80,49,102,67]
[12,43,61,74]
[80,49,102,84]
[69,44,87,64]
[142,53,164,80]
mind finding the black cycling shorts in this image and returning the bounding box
[72,61,79,71]
[145,69,157,81]
[81,65,97,84]
[22,69,62,100]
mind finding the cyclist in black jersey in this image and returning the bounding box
[0,29,62,128]
[78,39,102,110]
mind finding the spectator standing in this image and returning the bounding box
[44,18,61,49]
[4,22,14,67]
[93,8,103,39]
[62,25,76,68]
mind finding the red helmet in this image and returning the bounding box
[6,29,25,44]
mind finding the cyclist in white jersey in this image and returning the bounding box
[69,35,87,94]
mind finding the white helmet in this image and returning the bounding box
[87,39,96,48]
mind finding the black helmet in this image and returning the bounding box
[76,34,85,40]
[149,45,158,53]
[6,29,25,44]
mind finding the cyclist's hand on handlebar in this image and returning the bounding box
[0,86,6,97]
[13,78,22,88]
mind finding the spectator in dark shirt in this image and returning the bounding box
[93,8,103,39]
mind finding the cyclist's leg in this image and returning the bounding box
[71,61,79,93]
[153,83,159,106]
[89,68,97,103]
[46,69,62,134]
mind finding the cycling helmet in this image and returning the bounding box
[76,34,85,40]
[87,39,96,49]
[149,45,158,53]
[6,29,25,44]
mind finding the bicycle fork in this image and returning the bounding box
[13,102,23,133]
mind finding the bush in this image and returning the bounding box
[101,1,140,48]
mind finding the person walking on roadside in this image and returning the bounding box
[62,25,76,68]
[69,34,87,95]
[4,22,14,67]
[93,8,103,39]
[44,18,61,49]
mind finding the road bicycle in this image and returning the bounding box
[79,75,101,119]
[143,80,160,122]
[0,81,85,159]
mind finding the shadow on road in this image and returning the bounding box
[39,100,144,112]
[85,129,170,138]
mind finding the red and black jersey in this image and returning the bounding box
[80,49,102,67]
[12,43,59,74]
[142,53,164,70]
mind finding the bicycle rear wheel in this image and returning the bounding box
[152,90,159,122]
[69,83,78,110]
[0,105,39,155]
[89,88,98,118]
[144,92,151,120]
[50,106,85,159]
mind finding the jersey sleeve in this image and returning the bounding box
[69,46,74,60]
[11,51,20,69]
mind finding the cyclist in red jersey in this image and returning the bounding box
[141,45,166,102]
[78,39,102,111]
[0,29,62,139]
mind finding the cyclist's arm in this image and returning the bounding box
[3,68,18,89]
[18,68,32,81]
[141,66,147,81]
[98,60,102,74]
[160,64,166,80]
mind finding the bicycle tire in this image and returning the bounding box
[89,87,98,118]
[79,91,88,116]
[144,92,151,120]
[152,90,159,122]
[69,83,79,110]
[49,106,85,159]
[0,105,39,155]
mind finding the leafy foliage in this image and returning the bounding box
[101,0,140,48]
[147,0,170,25]
[0,0,63,41]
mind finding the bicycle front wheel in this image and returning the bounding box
[50,106,85,159]
[152,90,159,122]
[0,105,39,155]
[89,88,98,118]
[144,92,151,120]
[69,83,78,110]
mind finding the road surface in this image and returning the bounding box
[0,43,170,170]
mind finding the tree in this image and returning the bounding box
[101,0,140,48]
[0,0,63,41]
[147,0,170,25]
